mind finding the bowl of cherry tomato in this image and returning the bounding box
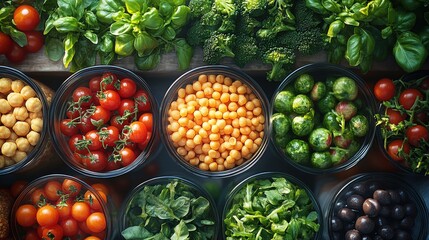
[10,174,112,239]
[373,71,429,175]
[49,65,159,178]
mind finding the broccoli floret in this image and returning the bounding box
[186,20,213,47]
[241,0,268,17]
[201,10,223,28]
[277,29,324,55]
[188,0,213,19]
[214,0,237,17]
[236,14,261,35]
[218,16,236,33]
[203,32,236,64]
[233,34,258,67]
[294,0,322,31]
[263,47,295,81]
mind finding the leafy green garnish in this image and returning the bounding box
[224,177,320,239]
[122,179,216,240]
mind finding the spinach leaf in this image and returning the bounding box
[121,226,154,240]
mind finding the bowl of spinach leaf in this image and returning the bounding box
[222,172,322,239]
[120,176,219,240]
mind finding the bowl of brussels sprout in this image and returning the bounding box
[270,63,376,174]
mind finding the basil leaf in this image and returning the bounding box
[125,0,144,14]
[45,37,64,61]
[142,7,164,30]
[304,0,329,14]
[96,0,124,24]
[110,21,132,35]
[0,6,14,21]
[53,17,81,33]
[63,33,78,68]
[84,30,98,44]
[393,31,428,72]
[174,38,193,70]
[327,20,344,38]
[170,5,190,29]
[321,0,342,13]
[7,27,27,47]
[135,50,161,70]
[395,10,416,33]
[114,33,135,56]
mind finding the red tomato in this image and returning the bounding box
[13,5,40,31]
[78,116,96,134]
[84,190,107,211]
[105,159,121,171]
[73,87,93,108]
[90,105,111,126]
[71,202,91,222]
[89,76,102,92]
[139,113,153,131]
[66,107,83,119]
[78,220,92,235]
[62,179,82,198]
[37,205,59,227]
[119,78,137,98]
[99,126,119,147]
[56,199,72,220]
[30,188,46,206]
[16,204,37,227]
[44,180,62,201]
[60,218,79,237]
[24,230,40,240]
[128,121,148,143]
[406,125,429,147]
[84,236,101,240]
[415,111,428,123]
[10,180,28,198]
[386,108,406,125]
[69,134,87,154]
[60,119,79,136]
[119,147,137,166]
[118,99,136,117]
[110,115,128,131]
[399,88,424,110]
[84,130,102,151]
[99,90,121,111]
[374,78,395,101]
[82,151,108,172]
[42,224,63,240]
[6,41,27,63]
[387,139,410,161]
[100,72,118,91]
[0,32,13,55]
[138,131,152,151]
[24,31,44,53]
[134,90,151,112]
[86,212,106,233]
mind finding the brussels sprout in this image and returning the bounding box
[347,140,361,158]
[274,90,295,113]
[317,94,337,114]
[275,134,293,149]
[294,73,315,93]
[325,76,336,90]
[333,129,354,148]
[292,94,313,115]
[323,111,341,132]
[292,110,314,136]
[335,101,357,121]
[285,139,310,164]
[272,113,291,137]
[311,151,332,168]
[349,115,369,137]
[332,76,359,101]
[330,148,348,165]
[310,81,327,101]
[309,128,332,151]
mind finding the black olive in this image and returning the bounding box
[404,203,417,217]
[353,182,369,196]
[397,189,409,203]
[335,199,347,211]
[368,181,382,194]
[332,231,343,240]
[338,208,357,222]
[391,205,405,220]
[363,198,380,217]
[331,216,344,231]
[345,229,362,240]
[394,230,412,240]
[378,225,395,240]
[345,189,356,199]
[380,206,391,217]
[344,222,356,231]
[375,216,389,227]
[355,216,375,234]
[348,194,365,211]
[399,216,415,230]
[362,236,372,240]
[373,190,392,205]
[388,190,401,204]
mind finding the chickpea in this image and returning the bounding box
[0,78,12,94]
[1,113,16,128]
[16,137,31,152]
[1,141,17,157]
[7,132,17,142]
[30,118,43,132]
[25,97,43,112]
[29,111,42,119]
[11,80,25,93]
[27,131,40,146]
[20,85,37,100]
[13,106,29,121]
[13,151,27,163]
[4,157,15,167]
[0,156,4,168]
[0,99,12,114]
[0,126,11,139]
[7,93,24,107]
[13,121,30,136]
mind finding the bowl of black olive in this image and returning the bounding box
[327,173,428,240]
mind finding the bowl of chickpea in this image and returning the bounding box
[0,66,49,175]
[160,65,270,177]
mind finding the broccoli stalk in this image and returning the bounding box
[203,32,236,64]
[263,47,295,81]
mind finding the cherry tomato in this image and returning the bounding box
[24,230,39,240]
[69,134,87,154]
[24,31,44,53]
[62,179,82,198]
[0,32,13,55]
[86,212,106,233]
[84,190,107,211]
[399,88,424,110]
[105,159,121,171]
[386,108,406,125]
[16,204,37,227]
[56,199,72,220]
[119,78,137,98]
[99,126,119,147]
[374,78,395,101]
[44,180,62,201]
[84,130,102,151]
[13,5,40,31]
[415,111,428,123]
[10,180,28,198]
[37,205,59,227]
[30,188,46,205]
[89,105,110,126]
[110,115,128,131]
[84,236,101,240]
[128,121,148,143]
[78,220,93,235]
[118,99,136,117]
[134,90,151,112]
[78,116,96,134]
[66,107,83,119]
[406,125,429,147]
[6,41,27,63]
[71,202,91,222]
[89,76,102,92]
[91,183,109,196]
[99,90,121,111]
[82,151,108,172]
[119,147,137,167]
[387,139,410,161]
[73,87,93,108]
[60,119,79,136]
[138,131,152,151]
[139,113,153,131]
[100,72,118,91]
[41,224,63,240]
[60,218,79,237]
